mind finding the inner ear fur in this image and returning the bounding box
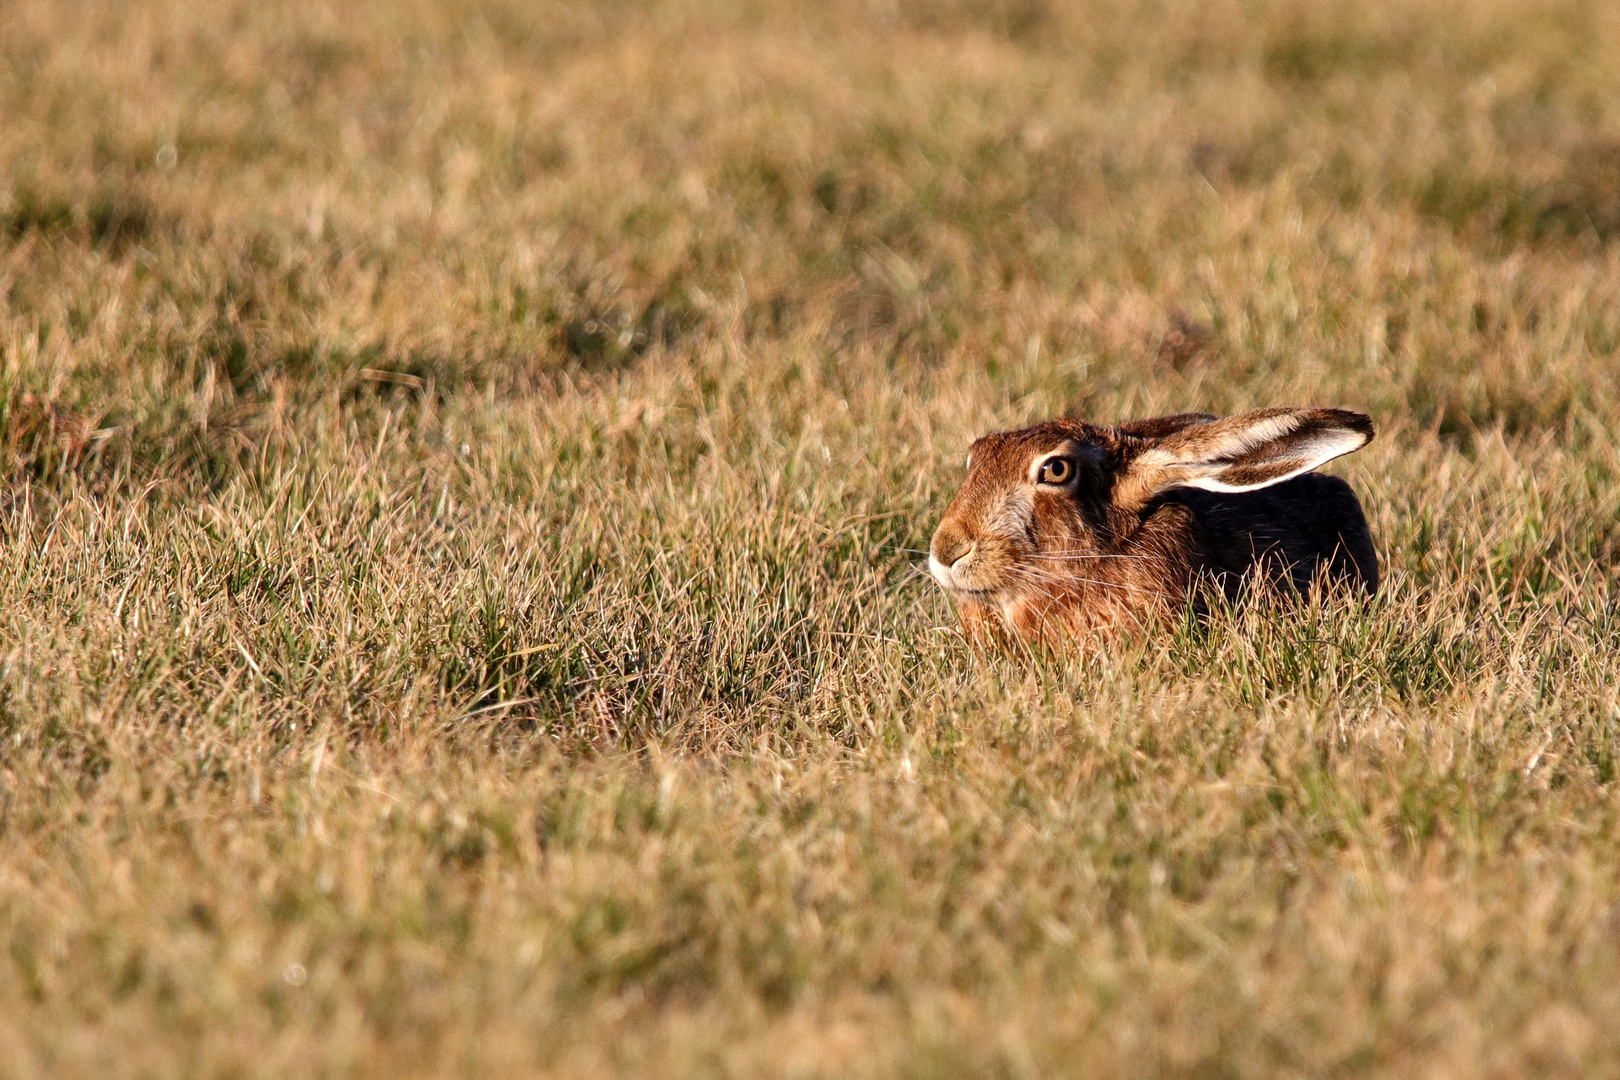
[1114,407,1374,509]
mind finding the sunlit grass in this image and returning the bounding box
[3,0,1620,1076]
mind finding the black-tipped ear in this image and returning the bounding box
[1115,407,1374,507]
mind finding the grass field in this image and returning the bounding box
[4,0,1620,1075]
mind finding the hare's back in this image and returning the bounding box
[1165,472,1377,596]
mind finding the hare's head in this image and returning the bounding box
[929,408,1374,632]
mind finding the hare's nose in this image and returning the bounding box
[933,535,976,568]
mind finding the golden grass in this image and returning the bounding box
[3,0,1620,1075]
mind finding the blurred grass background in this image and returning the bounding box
[3,0,1620,1076]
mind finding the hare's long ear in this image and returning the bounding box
[1115,407,1373,509]
[1113,412,1219,439]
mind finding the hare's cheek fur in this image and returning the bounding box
[989,492,1037,546]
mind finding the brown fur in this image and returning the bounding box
[929,408,1377,644]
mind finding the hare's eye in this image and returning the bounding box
[1039,457,1074,485]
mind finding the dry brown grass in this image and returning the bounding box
[3,0,1620,1076]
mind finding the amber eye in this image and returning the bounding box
[1038,457,1074,485]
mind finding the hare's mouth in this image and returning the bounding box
[930,567,1001,600]
[929,547,1011,599]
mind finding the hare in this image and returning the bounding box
[928,408,1377,643]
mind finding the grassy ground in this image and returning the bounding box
[3,0,1620,1075]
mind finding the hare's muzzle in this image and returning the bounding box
[928,527,979,592]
